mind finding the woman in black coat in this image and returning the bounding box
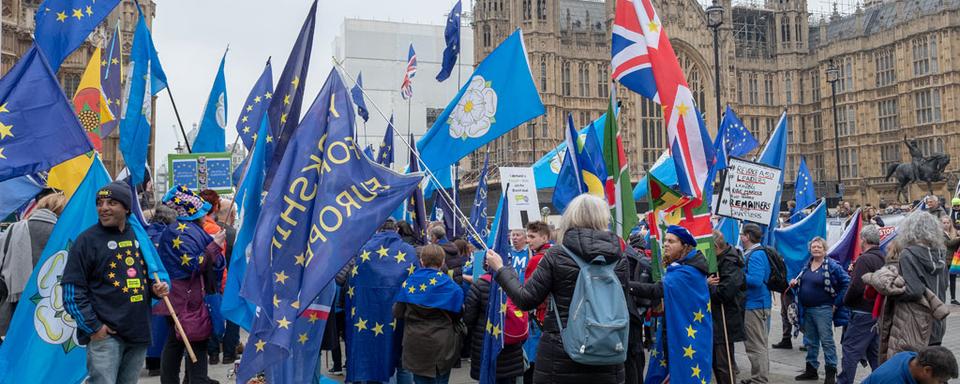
[485,195,629,384]
[463,273,525,381]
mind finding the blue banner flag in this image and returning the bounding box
[436,0,462,82]
[757,112,787,244]
[395,266,464,313]
[345,231,419,382]
[264,0,317,190]
[645,249,713,384]
[774,199,827,280]
[236,59,273,150]
[532,114,606,189]
[192,52,228,153]
[363,144,375,161]
[222,118,269,331]
[0,156,168,383]
[417,29,544,177]
[827,208,862,270]
[33,0,121,73]
[237,69,423,383]
[119,8,167,185]
[407,133,429,244]
[0,174,44,219]
[582,121,608,194]
[376,115,395,167]
[0,45,94,182]
[792,157,816,223]
[552,115,587,213]
[100,24,123,138]
[468,153,490,247]
[351,72,369,122]
[480,190,512,384]
[632,151,677,201]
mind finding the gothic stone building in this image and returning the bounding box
[468,0,960,206]
[1,0,157,177]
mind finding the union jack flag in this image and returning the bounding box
[613,0,714,207]
[400,43,417,100]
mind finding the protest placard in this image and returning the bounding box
[715,157,782,225]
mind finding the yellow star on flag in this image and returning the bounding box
[676,103,689,117]
[277,317,291,329]
[242,126,250,133]
[693,309,705,322]
[171,236,183,249]
[683,344,696,359]
[686,324,697,338]
[372,322,384,336]
[265,91,272,99]
[376,246,390,258]
[648,20,659,32]
[390,318,397,329]
[112,281,120,287]
[107,272,115,279]
[0,103,8,113]
[402,280,407,288]
[246,105,253,112]
[275,270,289,284]
[408,286,415,293]
[347,286,355,298]
[707,300,712,313]
[354,317,368,331]
[176,223,187,232]
[0,148,5,159]
[72,8,83,20]
[280,114,288,124]
[265,135,274,143]
[0,122,13,140]
[291,300,300,309]
[351,265,359,277]
[308,312,319,323]
[283,94,291,105]
[394,251,406,263]
[660,359,667,367]
[241,116,248,123]
[272,294,280,308]
[491,325,501,337]
[179,254,192,266]
[56,11,67,22]
[429,277,438,285]
[360,250,372,262]
[291,76,300,89]
[255,339,266,352]
[254,96,262,103]
[298,333,309,344]
[419,283,427,292]
[294,253,306,266]
[407,264,416,275]
[691,364,702,378]
[85,5,92,15]
[112,58,119,65]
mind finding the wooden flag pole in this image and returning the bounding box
[154,272,197,363]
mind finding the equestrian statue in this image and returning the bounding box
[885,137,950,202]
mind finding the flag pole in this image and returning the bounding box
[154,273,197,363]
[166,87,192,153]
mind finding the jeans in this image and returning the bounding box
[803,305,838,369]
[412,371,450,384]
[837,311,879,384]
[395,367,414,384]
[743,308,770,383]
[160,335,210,384]
[86,336,148,384]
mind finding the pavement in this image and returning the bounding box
[139,299,960,383]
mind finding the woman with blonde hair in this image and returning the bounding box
[484,194,629,384]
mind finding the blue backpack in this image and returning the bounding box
[551,246,629,365]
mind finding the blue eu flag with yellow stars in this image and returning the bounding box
[645,249,713,384]
[236,60,273,151]
[407,133,429,245]
[120,6,167,185]
[376,115,395,167]
[395,266,464,313]
[237,68,423,384]
[345,230,419,382]
[468,153,490,248]
[791,156,815,223]
[100,24,123,138]
[480,190,512,384]
[0,45,93,183]
[33,0,121,73]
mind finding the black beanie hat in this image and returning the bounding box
[97,180,132,211]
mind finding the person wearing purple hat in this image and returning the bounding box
[154,185,224,384]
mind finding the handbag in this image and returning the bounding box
[157,273,212,342]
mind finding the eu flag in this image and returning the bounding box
[532,114,606,189]
[827,208,862,270]
[376,115,395,167]
[757,112,788,243]
[416,29,544,177]
[714,105,759,170]
[119,7,168,185]
[774,199,827,280]
[351,72,369,123]
[436,0,462,82]
[363,144,376,161]
[33,0,121,73]
[100,24,123,138]
[236,60,274,150]
[468,153,490,247]
[480,190,512,384]
[645,249,713,384]
[0,45,93,182]
[792,156,816,223]
[552,115,587,214]
[264,0,317,190]
[192,52,228,153]
[407,133,429,244]
[237,69,423,383]
[345,231,419,382]
[0,174,44,219]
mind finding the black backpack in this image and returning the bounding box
[746,246,788,293]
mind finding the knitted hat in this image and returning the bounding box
[951,197,960,206]
[96,181,132,211]
[665,225,697,247]
[162,185,211,221]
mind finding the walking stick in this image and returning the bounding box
[154,273,198,363]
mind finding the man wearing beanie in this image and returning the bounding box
[62,180,169,384]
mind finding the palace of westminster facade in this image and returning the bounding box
[468,0,960,205]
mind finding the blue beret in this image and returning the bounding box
[666,225,697,247]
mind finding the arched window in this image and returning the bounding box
[539,57,547,91]
[562,62,571,96]
[795,15,802,42]
[678,51,706,109]
[537,0,547,20]
[781,17,791,42]
[483,25,491,47]
[523,0,532,20]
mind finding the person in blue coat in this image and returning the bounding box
[862,346,958,384]
[739,223,771,384]
[790,237,850,384]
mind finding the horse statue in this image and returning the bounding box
[885,138,951,202]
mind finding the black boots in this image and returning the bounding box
[824,365,837,384]
[795,363,818,381]
[772,338,793,349]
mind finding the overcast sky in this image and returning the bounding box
[148,0,837,166]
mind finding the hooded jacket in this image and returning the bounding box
[711,245,746,344]
[897,244,949,344]
[494,228,629,384]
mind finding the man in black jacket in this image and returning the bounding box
[625,237,654,384]
[837,224,886,384]
[708,230,746,384]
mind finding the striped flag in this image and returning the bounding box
[400,44,417,100]
[602,89,638,239]
[614,0,714,206]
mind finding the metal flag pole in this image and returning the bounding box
[166,86,192,153]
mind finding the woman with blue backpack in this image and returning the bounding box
[484,194,630,384]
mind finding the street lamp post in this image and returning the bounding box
[706,1,724,127]
[530,121,537,162]
[826,59,843,198]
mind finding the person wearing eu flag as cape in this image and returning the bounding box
[631,225,713,384]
